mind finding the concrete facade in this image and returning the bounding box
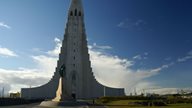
[21,0,125,99]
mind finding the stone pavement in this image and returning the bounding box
[0,103,40,108]
[0,103,106,108]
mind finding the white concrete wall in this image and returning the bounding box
[21,0,125,100]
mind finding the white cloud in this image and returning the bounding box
[0,68,50,93]
[135,20,146,26]
[117,22,125,28]
[0,81,11,96]
[133,55,142,60]
[117,19,147,30]
[152,88,178,95]
[32,48,41,52]
[91,43,112,50]
[0,46,18,57]
[0,38,179,95]
[0,53,58,93]
[135,87,192,95]
[89,45,172,94]
[0,39,59,93]
[177,50,192,62]
[0,22,11,29]
[132,52,148,60]
[178,56,192,62]
[188,50,192,56]
[47,38,62,56]
[117,19,130,28]
[31,55,57,76]
[144,52,148,56]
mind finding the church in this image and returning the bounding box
[21,0,125,100]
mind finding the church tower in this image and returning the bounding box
[21,0,125,99]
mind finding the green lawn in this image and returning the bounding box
[107,104,192,108]
[105,100,145,105]
[101,100,192,108]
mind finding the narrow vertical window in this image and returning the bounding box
[70,11,73,16]
[79,11,81,16]
[75,9,77,16]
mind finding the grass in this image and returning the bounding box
[105,100,146,105]
[107,104,192,108]
[103,100,192,108]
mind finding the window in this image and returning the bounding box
[74,49,76,52]
[72,73,76,80]
[73,56,75,60]
[79,11,81,16]
[73,64,75,67]
[70,11,73,16]
[75,9,77,16]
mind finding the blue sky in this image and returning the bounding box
[0,0,192,94]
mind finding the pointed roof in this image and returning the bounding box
[69,0,84,13]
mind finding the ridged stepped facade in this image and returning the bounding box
[21,0,125,99]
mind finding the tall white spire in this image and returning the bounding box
[21,0,125,100]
